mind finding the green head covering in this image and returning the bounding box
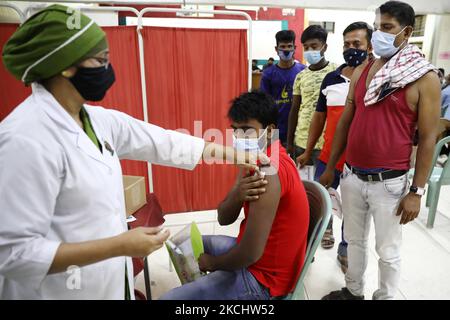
[2,4,107,85]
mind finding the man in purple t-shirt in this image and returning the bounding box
[260,30,305,145]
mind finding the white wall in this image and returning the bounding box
[432,14,450,75]
[304,9,376,65]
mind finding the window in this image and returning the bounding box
[412,15,426,37]
[309,21,335,33]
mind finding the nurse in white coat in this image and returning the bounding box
[0,5,265,299]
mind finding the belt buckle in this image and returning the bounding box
[368,175,373,182]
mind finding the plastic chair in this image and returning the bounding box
[408,136,450,228]
[285,180,332,300]
[424,136,450,228]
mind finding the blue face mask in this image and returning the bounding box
[233,128,268,152]
[343,48,368,67]
[371,27,407,59]
[278,50,294,61]
[304,50,323,65]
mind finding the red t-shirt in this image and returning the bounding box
[237,141,309,297]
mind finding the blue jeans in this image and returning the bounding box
[314,159,348,257]
[159,235,271,300]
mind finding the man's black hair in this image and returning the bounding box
[439,68,445,76]
[268,57,275,61]
[275,30,296,46]
[343,21,373,44]
[228,91,277,128]
[301,25,328,44]
[379,1,415,28]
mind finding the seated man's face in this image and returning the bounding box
[231,119,277,152]
[231,119,265,140]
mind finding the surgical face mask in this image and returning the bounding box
[278,50,295,61]
[304,49,323,65]
[371,27,407,59]
[233,127,268,152]
[343,48,368,67]
[69,64,116,101]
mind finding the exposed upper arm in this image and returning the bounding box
[417,71,441,139]
[314,111,327,125]
[238,166,281,262]
[291,95,301,111]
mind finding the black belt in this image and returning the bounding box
[346,163,407,182]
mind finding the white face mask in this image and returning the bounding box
[232,127,268,152]
[371,27,407,58]
[304,49,323,65]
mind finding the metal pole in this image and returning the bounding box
[22,4,139,19]
[136,22,154,193]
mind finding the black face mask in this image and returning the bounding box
[69,64,116,101]
[343,48,368,67]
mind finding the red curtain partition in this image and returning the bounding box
[0,24,31,120]
[142,27,248,213]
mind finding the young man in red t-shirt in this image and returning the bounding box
[160,91,310,300]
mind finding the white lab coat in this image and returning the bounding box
[0,84,205,299]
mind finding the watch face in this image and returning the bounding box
[410,186,425,195]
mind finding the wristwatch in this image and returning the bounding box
[409,186,426,196]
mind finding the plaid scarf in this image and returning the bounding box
[364,44,438,106]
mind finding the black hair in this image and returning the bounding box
[439,68,445,76]
[275,30,296,46]
[343,21,373,44]
[268,57,274,61]
[228,91,277,128]
[301,25,327,44]
[379,1,415,28]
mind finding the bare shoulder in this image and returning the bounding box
[416,70,440,88]
[350,61,370,84]
[406,70,440,98]
[260,165,280,184]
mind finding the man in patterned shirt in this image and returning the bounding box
[287,25,336,165]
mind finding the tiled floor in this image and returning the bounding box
[134,185,450,300]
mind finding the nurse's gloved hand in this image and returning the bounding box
[234,149,271,172]
[116,226,170,257]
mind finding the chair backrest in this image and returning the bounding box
[430,136,450,184]
[289,180,332,300]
